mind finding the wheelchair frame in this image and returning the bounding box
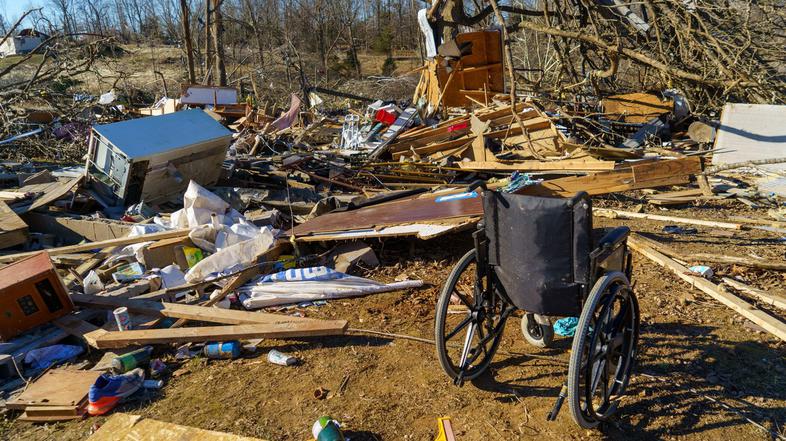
[434,185,640,429]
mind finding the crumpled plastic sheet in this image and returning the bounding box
[237,266,424,309]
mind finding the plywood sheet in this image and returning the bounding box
[602,93,673,123]
[6,369,101,410]
[87,413,268,441]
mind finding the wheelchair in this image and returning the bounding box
[434,182,640,428]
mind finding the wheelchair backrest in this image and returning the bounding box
[483,191,592,315]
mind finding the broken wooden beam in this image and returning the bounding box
[92,321,349,349]
[723,278,786,312]
[594,208,743,230]
[628,233,786,271]
[68,293,326,326]
[628,234,786,342]
[293,157,702,237]
[0,229,191,263]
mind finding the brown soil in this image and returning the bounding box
[3,196,786,440]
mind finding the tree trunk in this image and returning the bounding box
[180,0,196,84]
[348,23,361,79]
[242,0,265,66]
[212,0,227,86]
[204,0,213,83]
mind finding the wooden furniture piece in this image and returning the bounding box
[0,251,74,339]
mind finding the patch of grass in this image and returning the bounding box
[0,53,45,70]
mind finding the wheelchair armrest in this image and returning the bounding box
[591,226,630,260]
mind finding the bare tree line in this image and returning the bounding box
[8,1,422,85]
[2,0,784,111]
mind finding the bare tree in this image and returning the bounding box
[212,0,226,85]
[180,0,196,83]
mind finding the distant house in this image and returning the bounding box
[0,29,50,57]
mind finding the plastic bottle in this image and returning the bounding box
[111,346,153,373]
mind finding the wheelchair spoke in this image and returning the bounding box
[445,315,473,341]
[452,286,473,308]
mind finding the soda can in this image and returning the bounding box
[113,307,132,331]
[267,349,298,366]
[203,341,241,359]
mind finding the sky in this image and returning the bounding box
[1,0,46,24]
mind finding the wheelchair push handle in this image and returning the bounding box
[466,180,488,192]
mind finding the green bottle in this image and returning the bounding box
[111,346,153,373]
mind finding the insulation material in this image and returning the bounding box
[712,103,786,172]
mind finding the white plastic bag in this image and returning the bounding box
[185,229,275,283]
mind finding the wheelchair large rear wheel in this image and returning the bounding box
[568,272,639,429]
[435,250,509,383]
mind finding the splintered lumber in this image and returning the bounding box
[17,176,83,214]
[628,234,786,342]
[457,158,617,172]
[293,157,702,237]
[92,320,349,349]
[87,413,269,441]
[628,233,786,271]
[52,313,109,349]
[0,229,191,263]
[723,278,786,312]
[594,208,743,230]
[68,293,327,326]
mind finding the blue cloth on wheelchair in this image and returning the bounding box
[554,317,579,337]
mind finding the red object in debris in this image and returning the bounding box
[447,121,469,132]
[375,109,398,125]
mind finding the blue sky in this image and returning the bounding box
[2,1,46,23]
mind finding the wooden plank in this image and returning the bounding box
[723,278,786,311]
[23,212,134,242]
[457,159,617,172]
[52,314,109,349]
[626,233,786,271]
[92,320,348,349]
[87,413,269,441]
[628,234,786,342]
[68,293,327,326]
[0,228,191,263]
[594,208,743,230]
[19,405,85,422]
[0,200,28,250]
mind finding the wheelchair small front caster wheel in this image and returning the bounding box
[521,313,554,348]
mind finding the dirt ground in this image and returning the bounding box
[2,195,786,440]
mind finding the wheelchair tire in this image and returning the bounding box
[567,272,639,429]
[521,314,554,348]
[435,250,506,382]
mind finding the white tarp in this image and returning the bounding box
[238,266,423,309]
